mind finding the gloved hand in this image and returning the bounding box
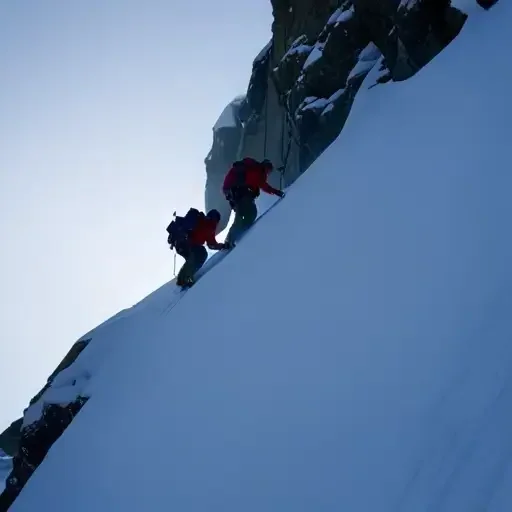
[276,190,285,198]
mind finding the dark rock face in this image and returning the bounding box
[0,398,88,511]
[0,422,22,459]
[0,339,91,459]
[271,0,343,57]
[241,42,273,129]
[0,338,91,510]
[476,0,499,9]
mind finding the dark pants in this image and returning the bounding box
[226,194,258,244]
[176,244,208,283]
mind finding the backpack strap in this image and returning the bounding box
[166,208,205,249]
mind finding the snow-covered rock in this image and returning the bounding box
[302,42,325,70]
[21,367,91,429]
[281,38,312,61]
[327,5,355,25]
[347,42,382,81]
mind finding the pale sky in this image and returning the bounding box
[0,1,272,429]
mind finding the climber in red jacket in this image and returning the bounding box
[222,157,285,244]
[167,208,231,289]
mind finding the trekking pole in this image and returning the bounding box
[172,210,177,276]
[277,165,286,191]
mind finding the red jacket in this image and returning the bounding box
[188,217,221,248]
[223,158,281,196]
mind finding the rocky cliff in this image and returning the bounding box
[0,339,90,509]
[204,0,496,232]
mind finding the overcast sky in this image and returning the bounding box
[0,0,272,429]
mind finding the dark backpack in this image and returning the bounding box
[231,160,249,186]
[166,208,204,249]
[225,160,261,200]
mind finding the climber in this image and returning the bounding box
[222,157,285,244]
[166,208,231,289]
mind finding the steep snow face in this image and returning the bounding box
[10,3,512,511]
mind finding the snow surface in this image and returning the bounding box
[297,88,345,118]
[299,96,329,113]
[347,42,382,81]
[322,103,334,115]
[321,89,346,116]
[281,40,313,62]
[9,3,512,511]
[327,6,355,25]
[359,41,382,62]
[302,42,324,70]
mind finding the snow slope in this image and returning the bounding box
[10,3,512,511]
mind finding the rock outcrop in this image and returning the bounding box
[476,0,498,9]
[0,339,91,510]
[205,0,471,219]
